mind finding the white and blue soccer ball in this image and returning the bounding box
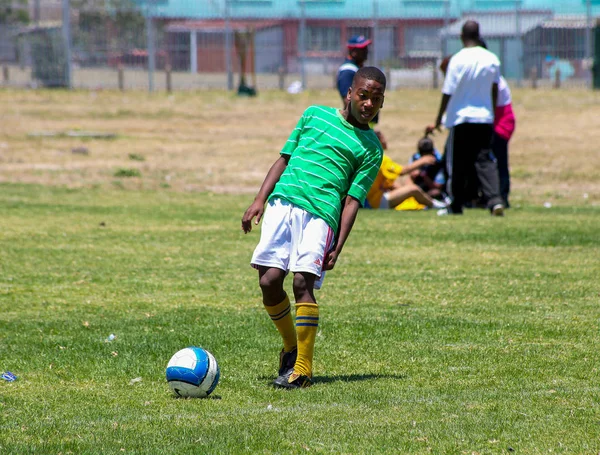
[165,347,220,398]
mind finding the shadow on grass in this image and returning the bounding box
[170,394,222,400]
[259,373,406,385]
[313,373,406,384]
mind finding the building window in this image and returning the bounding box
[305,26,341,52]
[404,26,441,56]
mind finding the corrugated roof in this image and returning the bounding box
[539,15,590,29]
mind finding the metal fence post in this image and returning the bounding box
[146,11,155,92]
[530,66,537,89]
[118,65,124,91]
[190,31,198,73]
[594,18,600,89]
[278,66,286,90]
[586,0,593,87]
[299,1,307,90]
[61,0,72,89]
[166,64,172,92]
[441,0,450,58]
[516,0,522,87]
[33,0,40,24]
[225,0,234,90]
[372,0,379,68]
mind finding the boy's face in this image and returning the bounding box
[346,77,385,125]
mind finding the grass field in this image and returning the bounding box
[1,87,599,454]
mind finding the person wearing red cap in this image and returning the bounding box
[336,35,372,101]
[336,35,388,149]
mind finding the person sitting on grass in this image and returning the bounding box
[364,150,449,211]
[241,67,386,389]
[408,136,448,203]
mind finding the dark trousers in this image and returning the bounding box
[445,123,503,214]
[492,133,510,207]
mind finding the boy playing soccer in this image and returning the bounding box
[241,67,386,389]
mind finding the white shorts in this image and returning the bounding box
[251,199,335,289]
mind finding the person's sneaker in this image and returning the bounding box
[491,204,504,217]
[278,348,297,377]
[273,371,312,389]
[431,198,447,209]
[437,207,463,216]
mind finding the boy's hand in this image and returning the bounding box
[424,124,442,136]
[409,169,421,181]
[241,201,265,233]
[324,250,340,271]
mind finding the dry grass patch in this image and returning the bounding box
[1,87,599,204]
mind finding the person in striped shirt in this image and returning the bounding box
[241,66,386,389]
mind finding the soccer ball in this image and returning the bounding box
[165,347,220,398]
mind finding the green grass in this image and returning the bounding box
[0,183,599,454]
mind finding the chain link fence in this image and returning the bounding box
[0,0,598,91]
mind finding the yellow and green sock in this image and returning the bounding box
[293,302,319,377]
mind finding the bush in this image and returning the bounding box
[113,168,141,178]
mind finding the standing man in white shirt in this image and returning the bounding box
[426,20,504,216]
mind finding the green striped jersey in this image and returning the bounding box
[269,105,383,234]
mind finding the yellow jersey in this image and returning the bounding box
[365,154,403,209]
[365,154,427,211]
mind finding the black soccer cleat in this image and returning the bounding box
[273,371,312,389]
[278,348,297,377]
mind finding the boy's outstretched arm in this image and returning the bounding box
[241,156,289,233]
[324,196,361,271]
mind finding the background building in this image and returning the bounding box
[0,0,598,89]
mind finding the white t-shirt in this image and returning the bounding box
[497,75,512,107]
[442,46,501,127]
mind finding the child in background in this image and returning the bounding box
[493,75,516,207]
[408,136,447,202]
[364,137,449,211]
